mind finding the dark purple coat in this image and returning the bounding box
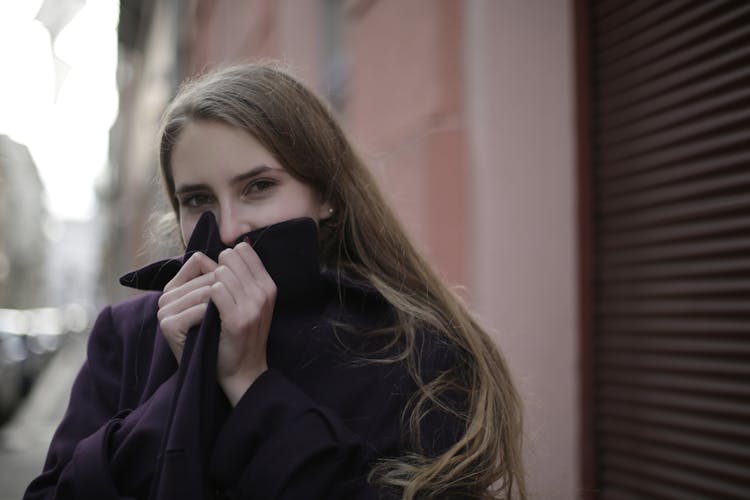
[24,215,462,499]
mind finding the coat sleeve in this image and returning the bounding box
[23,304,177,500]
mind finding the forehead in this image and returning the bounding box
[171,120,282,181]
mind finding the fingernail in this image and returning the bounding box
[243,235,253,245]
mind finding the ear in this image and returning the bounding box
[318,201,334,221]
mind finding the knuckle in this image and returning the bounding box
[157,304,170,321]
[159,315,174,332]
[182,255,197,270]
[237,242,253,257]
[218,248,233,264]
[189,252,210,272]
[160,286,177,301]
[248,285,263,302]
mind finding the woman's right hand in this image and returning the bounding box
[157,252,218,363]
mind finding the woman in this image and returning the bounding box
[25,63,525,499]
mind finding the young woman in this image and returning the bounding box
[25,63,525,499]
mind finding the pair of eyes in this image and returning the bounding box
[178,179,276,209]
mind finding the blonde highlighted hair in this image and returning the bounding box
[158,62,525,499]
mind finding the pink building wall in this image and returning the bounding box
[182,1,579,496]
[346,0,469,289]
[464,2,578,497]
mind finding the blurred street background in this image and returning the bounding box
[1,1,748,499]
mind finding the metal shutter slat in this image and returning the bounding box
[601,403,750,440]
[601,214,750,249]
[601,151,750,198]
[600,352,750,378]
[600,335,750,356]
[602,279,750,298]
[599,388,750,419]
[599,193,750,231]
[599,370,749,398]
[600,238,750,266]
[601,172,750,216]
[600,257,750,281]
[601,317,750,335]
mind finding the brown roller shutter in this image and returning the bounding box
[584,0,750,498]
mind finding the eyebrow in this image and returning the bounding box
[174,165,279,196]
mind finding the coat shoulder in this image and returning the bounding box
[107,291,161,337]
[87,292,162,361]
[110,290,161,316]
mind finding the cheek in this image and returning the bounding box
[180,217,197,244]
[255,191,320,225]
[285,187,323,219]
[282,197,321,222]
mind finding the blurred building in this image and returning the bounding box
[104,1,750,498]
[100,0,184,301]
[0,135,47,309]
[0,135,85,428]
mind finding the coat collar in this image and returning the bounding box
[119,212,327,308]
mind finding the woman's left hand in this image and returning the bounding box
[210,240,277,406]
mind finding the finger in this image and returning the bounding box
[158,271,215,309]
[210,281,239,324]
[158,285,212,320]
[213,264,245,305]
[218,247,267,300]
[218,247,254,282]
[234,242,277,298]
[159,302,208,336]
[164,252,218,292]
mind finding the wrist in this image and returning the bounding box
[219,366,268,406]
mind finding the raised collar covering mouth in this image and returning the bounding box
[119,212,325,307]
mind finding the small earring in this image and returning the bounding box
[328,207,334,215]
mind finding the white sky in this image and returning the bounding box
[0,0,119,221]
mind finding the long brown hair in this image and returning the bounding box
[159,62,525,499]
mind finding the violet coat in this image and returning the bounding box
[24,214,462,499]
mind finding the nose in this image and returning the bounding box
[216,205,248,247]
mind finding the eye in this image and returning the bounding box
[179,193,214,209]
[243,179,276,196]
